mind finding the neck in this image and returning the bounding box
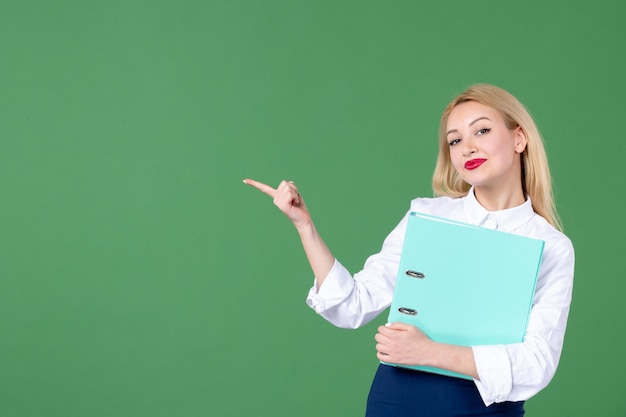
[473,186,526,211]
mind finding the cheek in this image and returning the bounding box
[491,134,518,155]
[448,148,464,168]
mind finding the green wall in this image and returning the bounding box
[1,1,624,416]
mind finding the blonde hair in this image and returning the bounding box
[432,84,562,231]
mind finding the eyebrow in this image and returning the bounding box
[446,116,491,136]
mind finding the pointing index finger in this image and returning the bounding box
[243,178,277,198]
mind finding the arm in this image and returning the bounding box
[472,235,575,404]
[245,178,408,329]
[243,179,335,288]
[375,322,479,379]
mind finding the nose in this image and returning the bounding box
[462,138,477,157]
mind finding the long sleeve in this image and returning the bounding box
[306,212,409,329]
[472,233,575,405]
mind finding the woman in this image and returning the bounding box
[244,84,575,416]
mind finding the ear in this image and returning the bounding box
[514,126,528,153]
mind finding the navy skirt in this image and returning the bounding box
[366,364,525,417]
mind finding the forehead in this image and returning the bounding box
[446,101,503,129]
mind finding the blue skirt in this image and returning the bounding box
[366,364,525,417]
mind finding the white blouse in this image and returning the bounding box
[306,189,575,406]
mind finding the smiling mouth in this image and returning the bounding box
[464,159,487,170]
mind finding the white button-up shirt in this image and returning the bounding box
[306,189,575,406]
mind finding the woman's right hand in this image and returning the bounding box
[243,179,312,230]
[244,178,335,286]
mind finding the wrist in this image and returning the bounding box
[421,340,441,368]
[425,342,478,379]
[295,219,315,236]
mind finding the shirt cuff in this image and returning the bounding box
[306,259,354,313]
[472,344,513,406]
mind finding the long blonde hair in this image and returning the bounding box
[432,84,562,231]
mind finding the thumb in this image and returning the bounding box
[385,322,412,331]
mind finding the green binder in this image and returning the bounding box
[384,212,545,379]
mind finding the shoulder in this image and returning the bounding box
[526,214,575,260]
[528,214,573,246]
[524,214,575,302]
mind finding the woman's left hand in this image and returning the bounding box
[375,322,434,366]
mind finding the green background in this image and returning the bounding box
[1,1,624,416]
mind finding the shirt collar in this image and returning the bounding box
[462,186,535,232]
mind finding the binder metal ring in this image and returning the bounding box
[405,270,425,279]
[398,307,417,316]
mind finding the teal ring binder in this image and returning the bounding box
[384,211,545,380]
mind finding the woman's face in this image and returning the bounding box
[445,101,527,193]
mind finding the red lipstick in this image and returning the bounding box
[464,158,486,170]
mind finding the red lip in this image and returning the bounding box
[464,159,487,170]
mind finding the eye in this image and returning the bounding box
[476,128,491,136]
[448,138,461,146]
